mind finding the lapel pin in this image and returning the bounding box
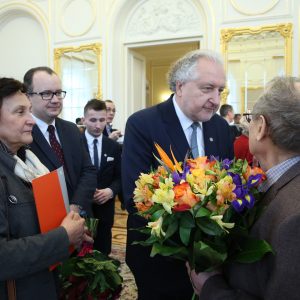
[209,137,214,142]
[104,153,107,157]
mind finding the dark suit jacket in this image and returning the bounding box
[82,133,121,254]
[122,96,234,213]
[29,118,97,216]
[201,160,300,300]
[121,96,234,298]
[82,133,121,197]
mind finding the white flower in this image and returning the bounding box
[210,215,235,233]
[147,217,166,238]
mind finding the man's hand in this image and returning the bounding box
[186,262,220,296]
[93,188,113,205]
[109,130,122,141]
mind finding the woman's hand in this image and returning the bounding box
[61,211,93,248]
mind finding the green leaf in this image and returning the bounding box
[179,211,195,228]
[164,217,179,239]
[179,226,191,246]
[195,207,211,218]
[233,238,273,263]
[151,209,165,220]
[150,242,188,260]
[196,217,225,236]
[193,241,227,272]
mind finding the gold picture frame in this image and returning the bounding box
[220,23,293,109]
[54,43,102,98]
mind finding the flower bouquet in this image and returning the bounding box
[133,144,273,273]
[59,218,123,300]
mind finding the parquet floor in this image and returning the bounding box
[112,200,127,246]
[111,200,138,299]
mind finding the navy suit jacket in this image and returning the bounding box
[82,133,121,197]
[122,96,234,213]
[29,118,97,215]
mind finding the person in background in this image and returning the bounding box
[122,49,233,300]
[75,117,83,125]
[220,104,241,140]
[233,115,253,165]
[104,99,125,209]
[24,67,97,216]
[189,76,300,300]
[82,99,121,255]
[234,113,241,125]
[103,99,122,142]
[0,77,92,299]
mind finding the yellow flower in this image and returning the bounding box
[210,215,235,233]
[147,216,166,238]
[158,177,174,190]
[138,173,154,186]
[216,176,236,206]
[152,189,175,214]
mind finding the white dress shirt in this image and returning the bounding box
[32,115,62,145]
[84,131,103,168]
[173,95,205,156]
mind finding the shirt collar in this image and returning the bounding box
[172,95,202,130]
[84,130,103,145]
[32,115,56,135]
[259,156,300,192]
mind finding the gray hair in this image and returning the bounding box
[252,76,300,153]
[167,49,224,92]
[239,117,250,136]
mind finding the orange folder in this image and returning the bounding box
[32,167,71,270]
[32,166,70,232]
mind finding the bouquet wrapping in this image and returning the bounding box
[133,144,273,272]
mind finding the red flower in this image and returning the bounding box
[77,242,93,257]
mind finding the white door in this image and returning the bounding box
[127,49,146,116]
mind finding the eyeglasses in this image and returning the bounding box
[27,91,67,100]
[242,113,253,123]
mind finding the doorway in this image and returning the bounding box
[130,41,199,107]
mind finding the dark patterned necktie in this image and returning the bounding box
[47,125,64,166]
[190,122,199,159]
[93,138,99,170]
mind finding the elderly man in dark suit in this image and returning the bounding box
[82,99,121,255]
[24,67,97,216]
[122,49,234,300]
[190,76,300,300]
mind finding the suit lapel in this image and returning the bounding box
[158,97,190,160]
[203,118,220,157]
[32,125,61,168]
[55,119,73,169]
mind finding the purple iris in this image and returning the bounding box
[172,164,190,185]
[222,159,233,170]
[247,174,263,189]
[229,172,256,213]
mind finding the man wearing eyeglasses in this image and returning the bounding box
[24,66,97,216]
[103,99,123,142]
